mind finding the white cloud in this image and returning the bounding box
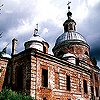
[87,0,100,7]
[7,19,32,38]
[74,1,89,22]
[42,28,48,34]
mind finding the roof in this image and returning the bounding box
[1,53,11,58]
[0,52,11,59]
[29,35,46,43]
[63,53,75,58]
[0,47,11,59]
[55,31,87,45]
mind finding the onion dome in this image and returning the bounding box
[24,24,49,53]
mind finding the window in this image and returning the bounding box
[0,69,2,72]
[83,80,88,94]
[95,87,98,97]
[85,51,88,56]
[76,58,79,65]
[90,86,94,94]
[90,73,93,79]
[42,69,48,87]
[68,23,73,30]
[66,75,70,91]
[17,66,23,91]
[43,97,47,100]
[43,46,46,53]
[57,51,64,58]
[94,74,98,81]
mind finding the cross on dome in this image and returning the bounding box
[33,24,39,36]
[67,1,71,12]
[67,1,72,19]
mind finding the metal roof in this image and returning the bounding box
[56,31,87,45]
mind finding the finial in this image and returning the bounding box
[67,1,71,12]
[36,23,38,31]
[33,24,39,36]
[67,1,72,19]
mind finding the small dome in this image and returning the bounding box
[2,53,11,58]
[63,53,76,64]
[29,35,46,43]
[56,31,87,45]
[24,32,49,52]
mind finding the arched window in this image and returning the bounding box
[43,46,46,53]
[95,87,99,97]
[17,66,23,91]
[83,80,88,94]
[85,51,88,56]
[42,69,48,87]
[66,75,70,91]
[43,97,47,100]
[57,51,64,58]
[76,58,79,65]
[68,23,73,30]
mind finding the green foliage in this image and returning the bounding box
[0,87,35,100]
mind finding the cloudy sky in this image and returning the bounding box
[0,0,100,67]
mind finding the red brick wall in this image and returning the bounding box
[30,53,92,100]
[2,49,99,100]
[0,58,8,91]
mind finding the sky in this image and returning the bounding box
[0,0,100,67]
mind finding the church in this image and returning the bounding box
[0,3,100,100]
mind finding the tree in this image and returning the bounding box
[0,87,35,100]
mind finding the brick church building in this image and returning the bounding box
[0,4,100,100]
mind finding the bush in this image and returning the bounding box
[0,87,35,100]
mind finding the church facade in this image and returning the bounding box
[0,5,100,100]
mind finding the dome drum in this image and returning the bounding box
[25,41,44,51]
[63,53,76,64]
[53,40,90,61]
[53,40,89,54]
[24,34,49,53]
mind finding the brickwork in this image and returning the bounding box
[29,49,99,100]
[53,43,90,63]
[0,48,99,100]
[0,58,8,91]
[0,3,99,100]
